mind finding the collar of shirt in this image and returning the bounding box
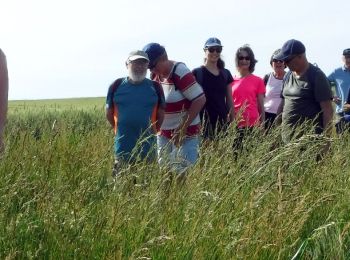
[342,65,350,72]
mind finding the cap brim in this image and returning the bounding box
[273,52,290,61]
[205,44,223,47]
[128,55,149,62]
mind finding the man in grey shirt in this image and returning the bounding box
[276,39,333,142]
[0,49,8,154]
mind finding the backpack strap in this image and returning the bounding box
[307,64,318,90]
[108,78,124,99]
[106,77,124,134]
[150,80,165,132]
[192,66,204,86]
[263,73,270,86]
[168,62,184,90]
[152,80,165,107]
[283,71,292,82]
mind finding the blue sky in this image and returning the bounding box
[1,0,349,100]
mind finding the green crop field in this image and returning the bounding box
[1,98,349,259]
[9,97,105,113]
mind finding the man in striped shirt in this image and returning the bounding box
[143,43,206,174]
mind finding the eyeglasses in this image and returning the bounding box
[206,46,222,53]
[272,59,284,63]
[238,56,250,61]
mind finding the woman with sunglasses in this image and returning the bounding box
[231,45,265,154]
[263,49,286,130]
[192,37,234,140]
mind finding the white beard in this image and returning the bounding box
[129,70,147,83]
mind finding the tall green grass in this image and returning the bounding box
[1,100,349,259]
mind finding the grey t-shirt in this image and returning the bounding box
[282,63,332,130]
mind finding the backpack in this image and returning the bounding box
[107,78,164,133]
[108,77,163,102]
[193,66,230,86]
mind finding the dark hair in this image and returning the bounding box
[204,57,225,69]
[235,44,257,73]
[217,58,225,69]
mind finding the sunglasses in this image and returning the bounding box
[238,56,250,61]
[206,46,222,53]
[272,59,284,63]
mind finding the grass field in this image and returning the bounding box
[1,97,349,259]
[9,97,105,113]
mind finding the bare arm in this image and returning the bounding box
[320,100,334,136]
[156,107,164,132]
[275,99,284,125]
[226,84,234,122]
[173,94,206,146]
[178,94,206,131]
[106,108,115,128]
[0,50,8,153]
[257,93,265,125]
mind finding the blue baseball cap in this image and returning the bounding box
[274,39,306,61]
[142,43,166,69]
[204,37,222,48]
[343,48,350,56]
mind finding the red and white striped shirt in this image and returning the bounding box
[153,62,204,138]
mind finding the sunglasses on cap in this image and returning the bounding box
[206,46,222,53]
[238,56,250,61]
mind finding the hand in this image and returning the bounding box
[172,128,185,147]
[333,96,341,105]
[343,103,350,113]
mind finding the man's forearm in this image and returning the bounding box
[106,109,115,128]
[320,100,334,136]
[178,95,206,131]
[156,107,164,132]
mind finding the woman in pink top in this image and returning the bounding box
[231,45,265,153]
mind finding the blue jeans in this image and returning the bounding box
[157,135,199,174]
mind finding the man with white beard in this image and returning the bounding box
[106,50,165,178]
